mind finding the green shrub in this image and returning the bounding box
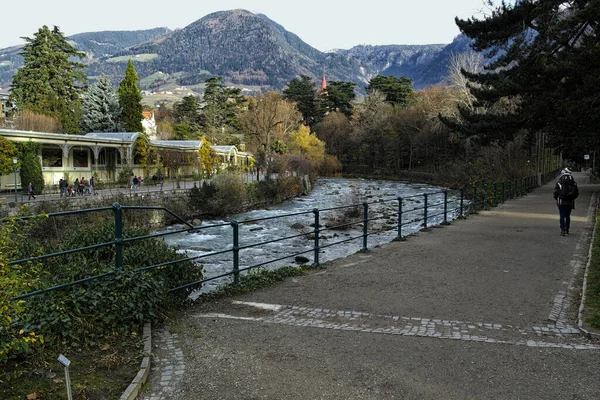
[189,180,217,212]
[117,166,134,185]
[207,172,248,216]
[18,142,44,195]
[14,220,203,346]
[0,218,45,362]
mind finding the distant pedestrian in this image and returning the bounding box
[553,168,579,236]
[27,182,36,200]
[132,175,139,190]
[79,177,85,196]
[59,178,66,197]
[90,175,97,195]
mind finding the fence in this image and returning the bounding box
[7,171,559,301]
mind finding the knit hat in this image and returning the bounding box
[561,168,572,175]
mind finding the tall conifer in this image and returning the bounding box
[10,25,87,134]
[81,76,123,132]
[452,0,600,149]
[117,60,144,133]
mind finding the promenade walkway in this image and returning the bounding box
[141,172,600,399]
[0,171,265,204]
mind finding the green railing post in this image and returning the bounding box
[113,202,123,270]
[473,186,478,213]
[483,184,488,210]
[231,220,239,284]
[423,193,429,229]
[313,209,320,267]
[443,191,448,224]
[397,197,403,238]
[507,181,511,200]
[363,202,368,251]
[460,189,464,217]
[502,181,506,203]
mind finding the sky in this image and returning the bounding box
[1,0,494,51]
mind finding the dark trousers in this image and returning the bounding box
[558,204,572,230]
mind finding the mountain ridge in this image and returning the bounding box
[0,10,474,96]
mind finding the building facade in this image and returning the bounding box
[0,129,252,190]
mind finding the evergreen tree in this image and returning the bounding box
[117,60,144,133]
[366,75,414,107]
[200,77,246,132]
[173,95,201,125]
[10,25,87,134]
[81,76,123,132]
[18,142,44,195]
[282,75,325,128]
[452,0,600,149]
[322,81,357,118]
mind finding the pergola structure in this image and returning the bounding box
[0,129,251,189]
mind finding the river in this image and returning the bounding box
[162,177,463,295]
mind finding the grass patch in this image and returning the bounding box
[0,333,143,400]
[583,210,600,330]
[106,53,158,63]
[199,266,310,301]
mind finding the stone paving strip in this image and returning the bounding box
[139,328,186,400]
[195,300,600,350]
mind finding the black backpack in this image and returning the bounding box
[559,175,576,200]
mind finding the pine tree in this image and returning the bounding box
[283,75,325,128]
[10,26,87,134]
[322,81,357,118]
[199,77,246,132]
[117,60,144,133]
[366,75,414,107]
[81,76,123,132]
[453,0,600,149]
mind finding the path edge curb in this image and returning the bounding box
[119,322,152,400]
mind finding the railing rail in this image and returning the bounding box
[6,171,560,301]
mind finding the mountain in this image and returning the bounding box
[0,10,476,98]
[333,44,446,89]
[68,27,171,58]
[0,28,171,90]
[108,10,367,88]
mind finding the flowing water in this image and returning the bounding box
[162,178,463,295]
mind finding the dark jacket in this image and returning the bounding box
[553,174,579,206]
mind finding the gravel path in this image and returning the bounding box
[140,172,600,399]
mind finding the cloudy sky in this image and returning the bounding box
[2,0,494,50]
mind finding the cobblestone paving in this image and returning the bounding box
[139,328,186,400]
[195,301,600,350]
[139,300,599,399]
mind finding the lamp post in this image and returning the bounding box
[12,157,18,203]
[197,156,201,186]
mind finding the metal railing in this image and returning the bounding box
[7,172,558,301]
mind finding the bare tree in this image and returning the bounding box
[448,51,485,112]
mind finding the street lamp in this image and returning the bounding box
[12,157,18,203]
[197,156,201,186]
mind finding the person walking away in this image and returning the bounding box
[27,182,36,200]
[553,168,579,236]
[90,175,97,195]
[132,175,139,190]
